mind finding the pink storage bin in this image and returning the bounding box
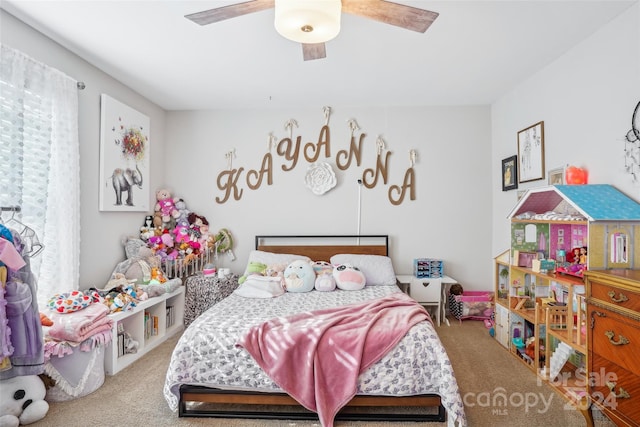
[448,291,494,322]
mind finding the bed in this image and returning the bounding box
[163,235,466,426]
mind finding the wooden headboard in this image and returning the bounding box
[255,235,388,261]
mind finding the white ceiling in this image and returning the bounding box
[1,1,635,110]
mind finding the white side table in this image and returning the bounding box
[397,274,459,326]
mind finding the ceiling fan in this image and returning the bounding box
[185,0,438,61]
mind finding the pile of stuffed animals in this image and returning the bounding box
[138,188,217,264]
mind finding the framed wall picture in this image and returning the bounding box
[502,155,518,191]
[517,121,545,183]
[99,94,150,212]
[548,167,564,185]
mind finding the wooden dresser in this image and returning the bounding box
[585,269,640,426]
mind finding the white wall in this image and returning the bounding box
[2,9,494,291]
[165,106,493,288]
[1,10,167,287]
[491,4,640,256]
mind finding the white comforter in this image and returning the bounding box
[163,285,466,426]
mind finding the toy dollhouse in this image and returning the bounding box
[508,184,640,273]
[494,184,640,423]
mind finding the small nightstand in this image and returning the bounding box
[184,274,239,327]
[396,274,459,327]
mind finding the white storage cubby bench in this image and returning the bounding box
[104,286,184,375]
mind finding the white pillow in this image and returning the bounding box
[243,250,311,276]
[330,254,396,286]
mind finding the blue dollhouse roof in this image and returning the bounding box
[508,184,640,221]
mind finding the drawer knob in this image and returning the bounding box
[605,330,630,346]
[606,382,631,399]
[607,290,629,304]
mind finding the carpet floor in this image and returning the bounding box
[32,315,615,427]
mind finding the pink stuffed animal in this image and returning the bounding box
[173,224,190,243]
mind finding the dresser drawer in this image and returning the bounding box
[589,305,640,377]
[590,280,640,313]
[590,353,640,427]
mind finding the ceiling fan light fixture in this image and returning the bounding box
[275,0,341,44]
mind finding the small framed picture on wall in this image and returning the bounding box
[502,155,518,191]
[548,167,564,185]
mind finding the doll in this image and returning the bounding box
[579,246,587,265]
[140,215,154,242]
[569,246,587,273]
[571,247,581,265]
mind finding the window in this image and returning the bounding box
[0,44,80,308]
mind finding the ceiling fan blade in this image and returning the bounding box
[342,0,438,33]
[302,43,327,61]
[185,0,275,26]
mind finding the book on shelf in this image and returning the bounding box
[153,315,159,336]
[166,305,174,328]
[117,332,125,358]
[144,311,152,340]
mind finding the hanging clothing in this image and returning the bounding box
[0,265,11,371]
[0,238,26,270]
[0,229,45,379]
[0,227,23,371]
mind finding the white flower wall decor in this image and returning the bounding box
[305,162,337,195]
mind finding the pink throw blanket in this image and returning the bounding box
[47,302,113,343]
[236,292,430,427]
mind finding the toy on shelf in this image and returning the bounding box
[525,337,545,368]
[512,325,524,348]
[556,246,587,277]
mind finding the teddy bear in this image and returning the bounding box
[111,237,159,284]
[154,188,180,226]
[174,198,190,225]
[0,375,49,426]
[152,211,164,228]
[265,263,286,279]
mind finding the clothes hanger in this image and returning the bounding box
[0,206,44,257]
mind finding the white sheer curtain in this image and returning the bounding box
[0,44,80,308]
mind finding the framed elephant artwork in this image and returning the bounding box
[99,94,150,211]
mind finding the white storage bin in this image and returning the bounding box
[45,345,105,402]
